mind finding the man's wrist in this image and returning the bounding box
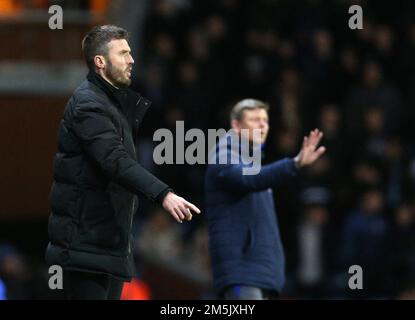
[293,156,301,169]
[157,188,174,204]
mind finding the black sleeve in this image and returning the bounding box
[72,101,171,204]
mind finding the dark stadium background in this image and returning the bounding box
[1,0,415,299]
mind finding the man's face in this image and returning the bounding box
[103,39,134,87]
[234,108,269,144]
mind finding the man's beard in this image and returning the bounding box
[105,60,132,88]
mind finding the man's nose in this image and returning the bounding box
[259,121,267,128]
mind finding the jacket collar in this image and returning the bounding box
[87,71,152,126]
[87,70,117,97]
[87,71,138,109]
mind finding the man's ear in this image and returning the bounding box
[94,55,106,70]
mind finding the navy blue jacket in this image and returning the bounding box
[204,137,299,294]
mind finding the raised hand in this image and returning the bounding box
[162,192,201,223]
[294,129,326,168]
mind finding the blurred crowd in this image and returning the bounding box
[131,0,415,299]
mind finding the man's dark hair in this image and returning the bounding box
[81,25,129,70]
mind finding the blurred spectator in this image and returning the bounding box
[336,47,360,101]
[371,25,396,80]
[387,204,415,297]
[383,139,404,208]
[346,60,401,138]
[0,244,32,299]
[338,189,391,297]
[363,106,387,158]
[295,203,336,299]
[137,207,184,260]
[317,105,348,179]
[303,29,336,106]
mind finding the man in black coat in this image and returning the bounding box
[45,25,200,300]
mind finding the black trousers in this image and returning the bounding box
[63,270,124,300]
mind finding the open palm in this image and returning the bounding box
[295,129,326,168]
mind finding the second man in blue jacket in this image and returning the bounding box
[205,99,326,299]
